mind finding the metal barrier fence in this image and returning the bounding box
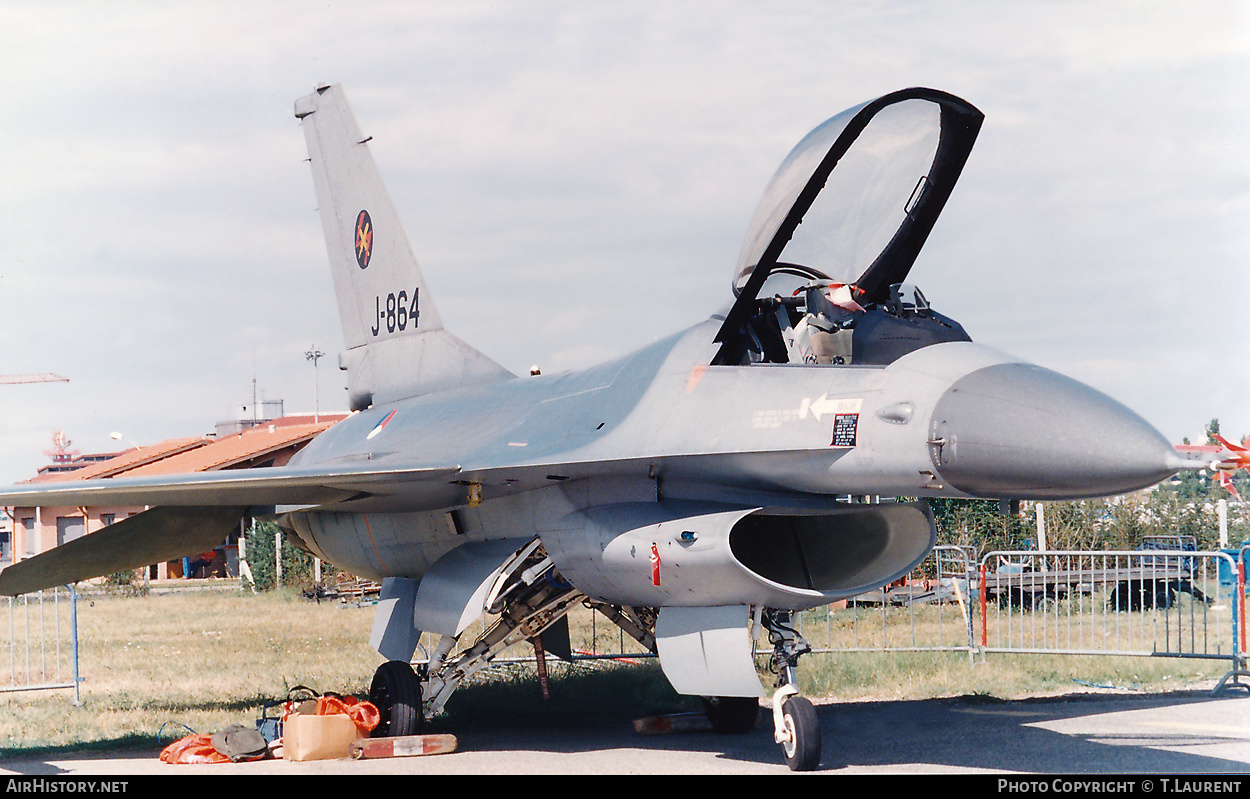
[974,549,1247,691]
[0,586,81,704]
[796,544,979,660]
[781,545,1248,693]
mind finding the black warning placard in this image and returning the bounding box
[831,413,859,447]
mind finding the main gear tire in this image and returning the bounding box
[701,695,760,734]
[369,660,422,738]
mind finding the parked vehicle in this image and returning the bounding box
[1108,536,1207,611]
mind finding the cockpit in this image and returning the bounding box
[712,88,984,367]
[724,273,970,367]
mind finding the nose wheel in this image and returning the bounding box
[774,687,820,771]
[764,610,821,771]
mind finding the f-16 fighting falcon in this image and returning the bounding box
[0,85,1189,770]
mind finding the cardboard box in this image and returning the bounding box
[283,712,358,761]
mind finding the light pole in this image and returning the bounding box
[305,346,325,423]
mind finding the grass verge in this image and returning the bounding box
[0,587,1234,758]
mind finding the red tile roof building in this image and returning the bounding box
[3,413,348,579]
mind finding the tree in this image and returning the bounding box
[1206,418,1221,445]
[242,520,336,591]
[928,498,1029,555]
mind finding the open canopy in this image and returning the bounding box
[717,88,983,350]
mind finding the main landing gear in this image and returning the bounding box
[360,543,822,772]
[764,609,821,771]
[365,542,659,742]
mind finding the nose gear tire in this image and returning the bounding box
[780,696,820,771]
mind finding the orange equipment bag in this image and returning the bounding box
[314,694,381,738]
[159,733,230,765]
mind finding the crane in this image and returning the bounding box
[0,374,68,385]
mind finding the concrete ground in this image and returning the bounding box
[3,688,1249,776]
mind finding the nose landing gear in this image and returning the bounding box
[764,610,821,771]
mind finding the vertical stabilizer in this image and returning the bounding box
[295,84,514,410]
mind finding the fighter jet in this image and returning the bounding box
[0,85,1189,770]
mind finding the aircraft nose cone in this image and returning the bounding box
[929,363,1182,499]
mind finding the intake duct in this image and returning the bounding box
[538,500,935,610]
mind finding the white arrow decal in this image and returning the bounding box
[800,395,862,422]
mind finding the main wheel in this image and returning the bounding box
[369,660,422,738]
[701,696,760,734]
[779,696,820,771]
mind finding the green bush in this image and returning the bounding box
[101,570,150,597]
[927,488,1248,560]
[240,521,338,591]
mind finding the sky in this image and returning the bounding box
[0,1,1247,484]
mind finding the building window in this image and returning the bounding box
[56,517,85,546]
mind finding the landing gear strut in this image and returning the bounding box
[764,609,821,771]
[367,541,660,738]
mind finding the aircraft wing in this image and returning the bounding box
[0,463,462,511]
[1214,434,1250,470]
[0,462,459,595]
[0,447,841,595]
[0,506,248,596]
[0,444,855,515]
[1176,436,1250,471]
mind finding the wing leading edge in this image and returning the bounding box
[0,447,833,596]
[0,441,856,515]
[0,463,457,596]
[0,463,462,511]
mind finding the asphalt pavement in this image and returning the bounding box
[3,688,1249,777]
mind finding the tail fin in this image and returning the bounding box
[295,84,513,411]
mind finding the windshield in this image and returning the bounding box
[732,100,871,293]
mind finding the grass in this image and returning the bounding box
[0,585,1236,758]
[0,587,383,756]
